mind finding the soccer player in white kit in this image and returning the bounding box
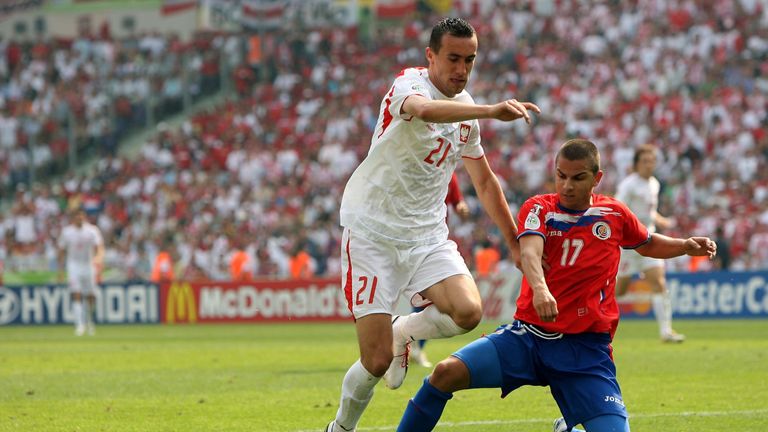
[57,208,104,336]
[615,144,684,343]
[325,18,540,432]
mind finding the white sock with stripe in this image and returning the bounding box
[334,360,379,431]
[73,301,84,328]
[395,305,469,344]
[652,293,672,335]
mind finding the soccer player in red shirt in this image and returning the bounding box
[396,138,717,432]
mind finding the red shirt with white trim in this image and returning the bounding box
[514,193,650,337]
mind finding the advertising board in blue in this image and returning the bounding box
[620,270,768,319]
[0,283,159,325]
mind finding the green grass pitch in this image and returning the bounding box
[1,319,766,431]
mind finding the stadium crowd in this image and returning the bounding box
[1,0,767,282]
[0,28,232,191]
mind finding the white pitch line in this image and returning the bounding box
[298,408,768,431]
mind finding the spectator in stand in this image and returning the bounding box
[473,238,501,278]
[229,236,255,281]
[288,241,315,279]
[150,239,176,283]
[713,227,732,271]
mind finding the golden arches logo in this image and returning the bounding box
[166,282,197,323]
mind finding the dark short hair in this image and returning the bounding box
[556,139,600,174]
[632,143,657,168]
[429,17,475,53]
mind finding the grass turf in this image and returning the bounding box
[1,319,766,431]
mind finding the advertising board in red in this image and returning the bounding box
[160,278,352,323]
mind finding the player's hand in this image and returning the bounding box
[490,99,541,123]
[532,287,558,322]
[93,261,104,282]
[684,237,717,259]
[455,201,470,220]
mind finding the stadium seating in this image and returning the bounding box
[1,1,767,280]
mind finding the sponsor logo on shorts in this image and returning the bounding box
[604,395,625,407]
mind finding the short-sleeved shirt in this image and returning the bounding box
[59,223,103,274]
[339,67,483,246]
[614,172,660,232]
[514,193,650,337]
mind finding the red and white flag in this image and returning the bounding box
[241,0,287,29]
[161,0,197,15]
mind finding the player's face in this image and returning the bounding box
[72,211,85,226]
[635,152,657,178]
[555,158,603,211]
[426,34,478,97]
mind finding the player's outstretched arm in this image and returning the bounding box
[635,233,717,260]
[520,235,558,322]
[464,157,519,265]
[402,94,540,124]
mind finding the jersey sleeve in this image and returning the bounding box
[91,225,104,247]
[389,70,431,121]
[618,201,651,249]
[57,228,68,249]
[516,196,547,240]
[614,177,630,203]
[460,119,483,159]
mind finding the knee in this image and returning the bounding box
[429,357,469,393]
[361,352,392,377]
[452,303,482,331]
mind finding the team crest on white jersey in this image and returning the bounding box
[592,221,611,240]
[459,123,471,143]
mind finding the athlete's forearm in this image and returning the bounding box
[408,99,492,123]
[636,233,687,259]
[520,247,547,293]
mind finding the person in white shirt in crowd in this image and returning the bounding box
[615,144,684,343]
[57,208,105,336]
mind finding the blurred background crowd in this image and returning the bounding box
[1,0,767,283]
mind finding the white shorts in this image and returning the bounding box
[340,228,472,319]
[618,248,664,278]
[68,270,98,295]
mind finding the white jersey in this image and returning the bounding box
[615,172,660,232]
[59,223,103,274]
[340,67,483,245]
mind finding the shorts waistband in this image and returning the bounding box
[519,321,563,340]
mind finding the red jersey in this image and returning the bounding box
[514,193,649,337]
[445,173,464,209]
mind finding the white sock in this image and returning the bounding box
[73,301,84,328]
[652,293,672,335]
[334,360,379,431]
[396,305,469,343]
[85,300,95,326]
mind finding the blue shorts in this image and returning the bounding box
[452,321,627,429]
